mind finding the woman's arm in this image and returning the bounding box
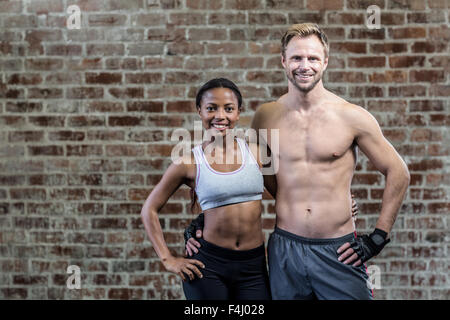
[140,161,204,280]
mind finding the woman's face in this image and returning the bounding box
[198,87,240,136]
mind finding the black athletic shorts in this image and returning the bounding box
[268,227,373,300]
[182,238,271,300]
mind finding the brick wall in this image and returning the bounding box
[0,0,448,300]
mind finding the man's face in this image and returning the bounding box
[281,35,328,93]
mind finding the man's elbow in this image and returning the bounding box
[402,167,411,187]
[395,163,411,189]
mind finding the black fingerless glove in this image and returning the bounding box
[349,228,390,263]
[183,212,204,245]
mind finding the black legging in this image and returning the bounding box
[182,238,271,300]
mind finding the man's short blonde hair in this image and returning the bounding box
[281,23,329,59]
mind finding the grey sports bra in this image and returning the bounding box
[192,138,264,211]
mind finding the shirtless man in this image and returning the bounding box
[185,23,410,299]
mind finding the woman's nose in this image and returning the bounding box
[215,108,226,119]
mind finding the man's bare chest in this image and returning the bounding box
[266,112,356,163]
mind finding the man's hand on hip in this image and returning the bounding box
[337,228,390,266]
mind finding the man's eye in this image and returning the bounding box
[225,107,233,112]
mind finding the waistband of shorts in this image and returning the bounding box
[273,226,356,245]
[198,238,265,261]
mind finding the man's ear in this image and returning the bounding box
[323,56,329,72]
[281,53,286,69]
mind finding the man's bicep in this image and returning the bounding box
[355,115,400,175]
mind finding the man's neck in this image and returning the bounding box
[285,81,328,111]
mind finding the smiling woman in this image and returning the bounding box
[140,78,273,300]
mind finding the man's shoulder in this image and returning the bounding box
[333,98,370,119]
[255,101,281,113]
[332,98,379,132]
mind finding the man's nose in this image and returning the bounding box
[298,58,310,69]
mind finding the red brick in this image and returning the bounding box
[25,58,63,70]
[330,42,366,54]
[388,0,426,10]
[7,74,42,85]
[188,28,227,41]
[410,70,445,82]
[169,13,206,25]
[125,73,162,84]
[88,14,127,26]
[207,43,246,55]
[28,146,64,156]
[5,102,42,113]
[108,288,144,300]
[429,84,450,97]
[128,43,164,55]
[246,71,284,83]
[412,41,448,53]
[348,57,385,68]
[108,116,145,126]
[427,203,450,214]
[108,88,144,99]
[67,116,105,127]
[429,56,450,68]
[409,100,444,112]
[86,44,124,56]
[105,0,144,11]
[45,73,82,84]
[388,85,427,97]
[86,73,122,84]
[48,131,85,141]
[148,28,186,42]
[46,45,82,56]
[187,0,223,9]
[148,115,184,127]
[208,13,246,25]
[28,88,63,99]
[48,189,86,201]
[428,0,448,8]
[408,159,443,171]
[390,27,426,39]
[165,72,202,84]
[328,13,364,25]
[389,56,425,68]
[348,28,385,40]
[328,71,366,83]
[87,130,125,141]
[225,0,264,10]
[66,87,104,99]
[288,13,325,25]
[368,71,407,83]
[306,0,343,10]
[407,12,446,23]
